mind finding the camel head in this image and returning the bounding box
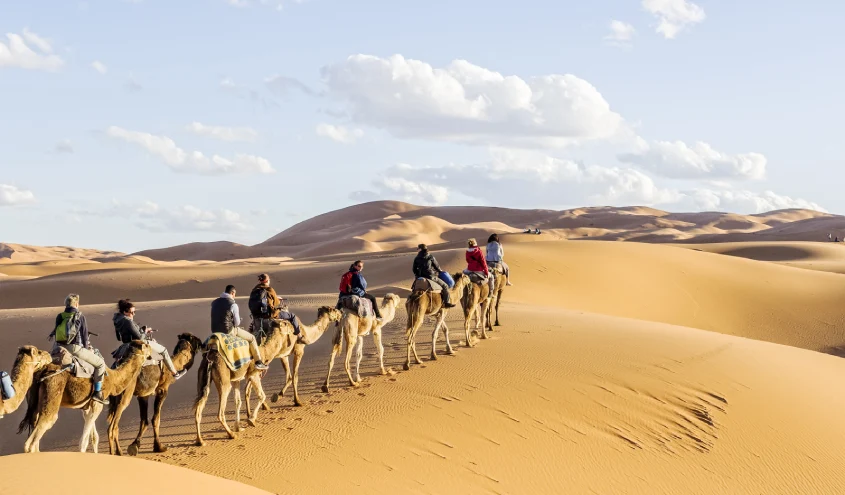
[382,293,401,308]
[14,345,52,372]
[127,340,152,361]
[175,333,203,356]
[452,272,470,289]
[317,306,343,323]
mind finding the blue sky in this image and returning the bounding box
[1,0,842,252]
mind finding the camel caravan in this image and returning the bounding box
[0,235,511,455]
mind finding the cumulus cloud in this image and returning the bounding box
[642,0,706,39]
[133,202,251,232]
[54,139,74,153]
[106,126,275,175]
[321,54,625,148]
[91,60,107,74]
[618,140,767,180]
[315,123,364,144]
[606,20,636,47]
[0,184,36,206]
[186,122,259,142]
[0,29,64,71]
[681,189,827,214]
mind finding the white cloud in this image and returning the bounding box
[55,139,74,153]
[315,123,364,144]
[106,126,275,175]
[0,184,36,206]
[618,140,767,180]
[186,122,259,142]
[371,176,449,205]
[321,54,625,148]
[642,0,706,39]
[606,20,636,46]
[76,199,252,233]
[91,60,108,74]
[0,29,64,71]
[682,189,827,214]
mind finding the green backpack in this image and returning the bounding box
[54,311,81,344]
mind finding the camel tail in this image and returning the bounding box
[194,353,212,410]
[17,371,42,435]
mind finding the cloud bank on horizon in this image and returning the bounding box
[1,0,840,251]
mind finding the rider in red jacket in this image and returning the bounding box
[465,239,489,276]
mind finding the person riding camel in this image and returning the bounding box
[249,273,301,336]
[113,299,186,380]
[211,285,268,370]
[50,294,109,404]
[338,260,383,321]
[464,238,494,291]
[485,234,513,286]
[413,244,456,308]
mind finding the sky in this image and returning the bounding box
[2,0,843,253]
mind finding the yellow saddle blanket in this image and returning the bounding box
[203,333,252,371]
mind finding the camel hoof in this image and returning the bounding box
[247,419,257,428]
[127,443,139,457]
[153,444,168,454]
[228,432,238,439]
[261,402,270,411]
[494,322,501,327]
[403,363,411,371]
[385,368,396,376]
[480,334,489,340]
[446,349,456,356]
[321,384,330,393]
[430,354,438,361]
[195,440,205,447]
[294,401,303,407]
[271,393,280,403]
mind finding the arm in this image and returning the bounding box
[478,251,489,276]
[231,301,241,327]
[431,256,443,274]
[125,318,144,340]
[351,273,366,297]
[79,315,91,347]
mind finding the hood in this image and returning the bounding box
[467,246,480,253]
[113,312,127,325]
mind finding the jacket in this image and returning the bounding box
[486,241,504,263]
[413,251,442,279]
[251,283,281,319]
[466,247,488,276]
[341,268,367,297]
[113,313,144,344]
[211,293,240,334]
[54,307,90,347]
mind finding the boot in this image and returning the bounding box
[172,369,187,380]
[254,361,269,370]
[92,381,108,405]
[442,291,456,309]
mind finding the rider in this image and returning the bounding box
[249,273,301,336]
[51,294,109,404]
[413,244,455,308]
[113,299,186,380]
[464,238,494,291]
[339,260,383,321]
[211,285,268,370]
[485,234,513,286]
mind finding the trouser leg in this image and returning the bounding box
[277,311,300,335]
[432,278,451,305]
[148,340,177,375]
[71,345,107,383]
[502,261,511,281]
[232,328,263,362]
[362,293,382,318]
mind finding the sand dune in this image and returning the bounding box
[0,243,124,262]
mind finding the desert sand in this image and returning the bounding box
[2,202,845,494]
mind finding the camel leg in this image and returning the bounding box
[321,327,343,393]
[292,344,305,407]
[233,383,243,433]
[247,374,266,427]
[442,317,455,355]
[217,380,237,439]
[494,289,503,326]
[80,404,98,453]
[465,307,476,348]
[354,334,365,383]
[25,409,58,454]
[244,379,253,422]
[344,333,360,387]
[109,390,134,456]
[91,424,99,454]
[272,355,292,403]
[479,302,490,340]
[194,361,212,447]
[373,328,389,375]
[152,388,168,453]
[127,395,149,456]
[430,317,442,361]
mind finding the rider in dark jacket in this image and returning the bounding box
[412,244,455,308]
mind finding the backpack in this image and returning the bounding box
[248,287,269,316]
[339,271,354,293]
[54,311,81,344]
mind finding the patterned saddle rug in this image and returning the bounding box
[203,333,253,372]
[338,295,373,319]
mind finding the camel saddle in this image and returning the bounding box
[338,295,373,318]
[411,277,443,293]
[203,333,252,372]
[488,261,505,275]
[111,341,164,368]
[466,271,489,285]
[51,346,98,379]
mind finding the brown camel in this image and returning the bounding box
[487,269,508,327]
[0,346,53,419]
[461,277,492,346]
[20,340,151,454]
[109,333,203,456]
[322,294,401,392]
[404,273,471,371]
[194,307,340,447]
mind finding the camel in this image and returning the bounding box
[322,294,401,392]
[0,346,53,419]
[487,268,508,327]
[404,272,471,371]
[109,333,203,456]
[20,340,151,454]
[194,306,340,447]
[461,276,493,346]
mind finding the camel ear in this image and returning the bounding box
[20,346,34,356]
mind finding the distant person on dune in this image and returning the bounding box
[412,244,456,308]
[249,273,301,336]
[211,285,268,370]
[464,238,494,291]
[486,234,513,286]
[50,293,109,404]
[338,260,383,321]
[113,299,185,380]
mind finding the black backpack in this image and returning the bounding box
[249,287,269,316]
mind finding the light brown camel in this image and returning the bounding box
[322,294,401,392]
[194,307,340,447]
[461,277,492,346]
[487,268,508,327]
[0,346,53,419]
[20,340,151,454]
[109,333,203,456]
[404,272,471,371]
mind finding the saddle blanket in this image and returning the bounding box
[339,295,373,318]
[465,271,489,285]
[51,346,98,379]
[488,261,504,275]
[411,277,443,293]
[203,333,253,372]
